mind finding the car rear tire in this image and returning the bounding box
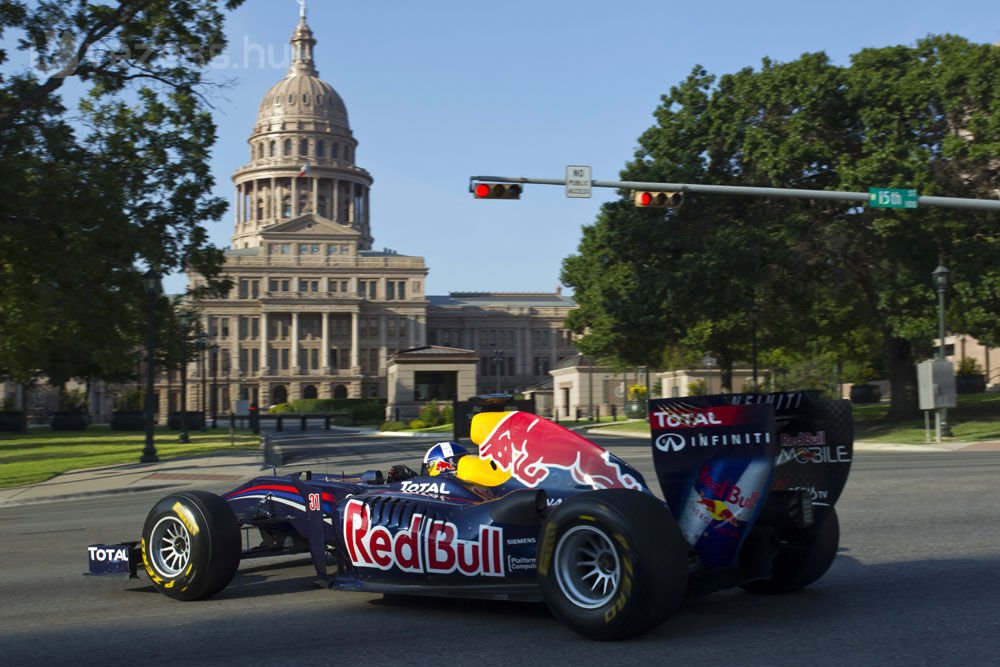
[741,507,840,595]
[141,490,241,601]
[538,490,689,640]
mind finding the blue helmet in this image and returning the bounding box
[422,441,469,476]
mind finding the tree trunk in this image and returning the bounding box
[884,335,919,420]
[719,354,733,392]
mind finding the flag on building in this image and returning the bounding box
[298,163,310,177]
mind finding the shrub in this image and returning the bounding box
[60,389,88,411]
[418,400,452,427]
[117,389,144,411]
[957,357,984,376]
[687,379,708,396]
[379,420,407,431]
[409,419,428,430]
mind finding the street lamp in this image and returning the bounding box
[933,264,952,437]
[750,305,760,392]
[196,332,208,431]
[140,269,161,463]
[210,343,219,428]
[492,348,504,393]
[177,310,192,443]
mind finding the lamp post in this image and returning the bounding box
[210,343,219,428]
[196,332,208,431]
[492,348,503,393]
[177,311,192,443]
[750,305,759,392]
[140,269,161,463]
[933,264,952,437]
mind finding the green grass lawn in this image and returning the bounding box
[584,392,1000,444]
[0,426,260,488]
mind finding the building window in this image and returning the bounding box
[269,140,276,157]
[299,138,308,156]
[331,143,338,159]
[316,140,325,157]
[220,318,229,339]
[282,196,291,218]
[268,278,291,292]
[299,278,320,292]
[283,138,292,155]
[237,279,260,299]
[358,279,376,299]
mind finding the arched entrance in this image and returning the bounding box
[333,384,348,399]
[272,385,288,405]
[303,384,318,400]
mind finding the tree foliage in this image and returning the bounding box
[562,36,1000,417]
[0,1,242,392]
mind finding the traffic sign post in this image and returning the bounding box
[869,188,918,209]
[565,165,592,198]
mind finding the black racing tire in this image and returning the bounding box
[141,490,241,601]
[741,507,840,595]
[538,490,689,641]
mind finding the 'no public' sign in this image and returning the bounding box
[565,165,592,198]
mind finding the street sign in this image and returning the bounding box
[565,165,592,198]
[869,187,918,209]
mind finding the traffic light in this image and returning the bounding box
[633,190,683,208]
[473,182,522,200]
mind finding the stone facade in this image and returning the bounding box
[173,13,577,416]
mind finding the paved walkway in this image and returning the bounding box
[1,432,998,508]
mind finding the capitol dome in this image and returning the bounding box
[231,11,373,252]
[254,18,350,132]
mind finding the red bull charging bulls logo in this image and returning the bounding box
[470,411,641,490]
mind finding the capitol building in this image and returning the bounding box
[180,11,578,418]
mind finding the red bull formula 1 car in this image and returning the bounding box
[88,392,852,640]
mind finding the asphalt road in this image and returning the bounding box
[2,434,999,666]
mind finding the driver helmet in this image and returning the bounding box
[422,441,468,476]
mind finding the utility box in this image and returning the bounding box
[917,359,956,410]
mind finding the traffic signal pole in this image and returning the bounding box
[469,175,1000,211]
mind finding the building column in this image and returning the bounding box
[379,314,387,373]
[235,183,243,225]
[524,326,533,377]
[260,312,269,372]
[291,176,298,217]
[416,316,426,346]
[252,179,258,223]
[321,311,330,373]
[332,179,340,223]
[269,176,276,221]
[408,315,418,349]
[291,312,300,373]
[350,311,360,371]
[312,176,319,215]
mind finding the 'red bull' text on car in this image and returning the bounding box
[88,392,852,640]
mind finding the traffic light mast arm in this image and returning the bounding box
[469,175,1000,211]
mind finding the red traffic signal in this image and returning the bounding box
[633,190,683,208]
[473,182,521,199]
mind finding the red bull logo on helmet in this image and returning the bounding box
[472,412,641,490]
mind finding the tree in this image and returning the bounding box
[0,1,242,393]
[562,37,1000,418]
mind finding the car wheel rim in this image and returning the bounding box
[553,525,620,609]
[150,516,192,578]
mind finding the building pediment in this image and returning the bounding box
[260,213,361,238]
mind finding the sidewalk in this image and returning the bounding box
[0,449,267,508]
[2,432,998,509]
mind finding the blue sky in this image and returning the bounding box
[27,0,1000,295]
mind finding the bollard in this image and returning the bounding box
[301,415,307,431]
[276,415,283,432]
[325,416,331,430]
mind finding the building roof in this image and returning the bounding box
[427,291,576,309]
